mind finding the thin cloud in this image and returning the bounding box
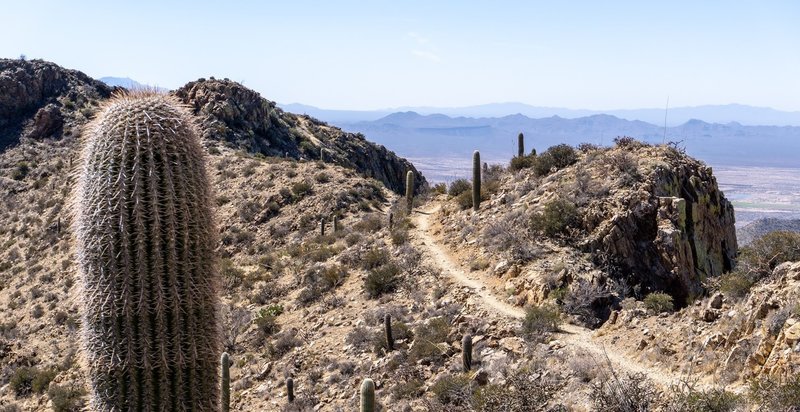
[411,49,442,62]
[407,31,430,45]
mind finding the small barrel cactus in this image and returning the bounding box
[361,378,375,412]
[472,151,481,211]
[221,352,230,412]
[287,377,295,403]
[74,92,220,411]
[518,132,524,157]
[406,171,414,212]
[385,314,394,351]
[462,334,473,372]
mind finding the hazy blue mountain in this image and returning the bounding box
[280,103,391,122]
[99,77,167,91]
[283,102,800,127]
[338,111,800,169]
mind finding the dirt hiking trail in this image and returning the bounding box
[410,203,729,392]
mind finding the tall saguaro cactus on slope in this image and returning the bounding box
[472,150,481,211]
[73,91,220,411]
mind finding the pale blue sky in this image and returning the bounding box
[3,1,798,111]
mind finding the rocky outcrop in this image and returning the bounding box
[0,58,112,148]
[174,79,426,194]
[584,150,737,306]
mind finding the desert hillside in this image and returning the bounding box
[0,60,799,412]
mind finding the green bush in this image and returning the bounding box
[10,366,56,396]
[644,292,674,313]
[738,231,800,279]
[409,317,450,362]
[719,271,755,299]
[547,144,579,169]
[447,179,471,197]
[254,308,279,337]
[432,182,447,195]
[531,198,580,237]
[521,305,560,339]
[509,154,535,171]
[665,382,741,412]
[364,263,401,298]
[291,181,313,198]
[48,384,86,412]
[750,374,800,411]
[430,374,471,406]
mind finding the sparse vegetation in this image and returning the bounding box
[521,304,560,340]
[643,292,674,313]
[531,198,580,237]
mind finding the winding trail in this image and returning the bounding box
[410,203,712,390]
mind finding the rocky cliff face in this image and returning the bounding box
[585,152,738,305]
[174,79,426,194]
[0,59,112,149]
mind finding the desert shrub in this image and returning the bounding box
[432,182,447,194]
[390,228,409,245]
[0,404,22,412]
[472,367,565,411]
[430,374,471,406]
[448,179,471,197]
[644,292,674,313]
[361,248,389,270]
[11,162,30,180]
[353,214,383,233]
[521,305,560,340]
[591,369,659,412]
[578,142,601,152]
[718,271,754,299]
[664,381,741,412]
[291,181,313,198]
[364,263,401,298]
[314,172,330,183]
[547,144,579,168]
[509,153,536,171]
[738,231,800,280]
[455,190,473,210]
[10,366,56,396]
[749,374,800,411]
[531,198,580,237]
[409,317,450,363]
[345,326,375,351]
[48,383,86,412]
[562,280,614,328]
[268,329,303,359]
[253,308,279,338]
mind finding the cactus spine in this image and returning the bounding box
[462,334,473,372]
[287,377,295,403]
[360,378,375,412]
[74,92,220,411]
[405,171,414,213]
[518,132,524,157]
[221,352,230,412]
[384,314,394,351]
[472,150,481,211]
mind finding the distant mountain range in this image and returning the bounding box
[334,111,800,169]
[99,76,167,92]
[281,102,800,127]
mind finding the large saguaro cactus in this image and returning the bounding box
[472,151,481,211]
[462,334,473,372]
[221,353,230,412]
[518,132,524,157]
[74,92,220,411]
